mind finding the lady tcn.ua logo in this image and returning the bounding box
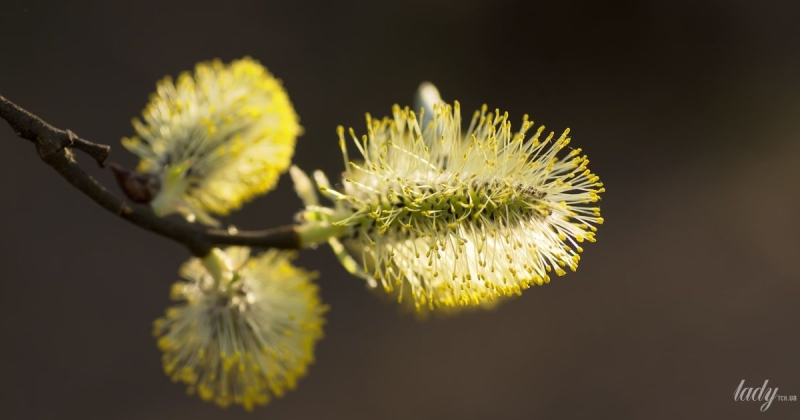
[734,379,796,412]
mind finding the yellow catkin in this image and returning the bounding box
[122,57,301,226]
[294,100,604,313]
[153,247,326,411]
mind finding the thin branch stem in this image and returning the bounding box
[0,94,300,256]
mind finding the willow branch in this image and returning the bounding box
[0,95,300,256]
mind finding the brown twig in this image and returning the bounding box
[0,94,300,256]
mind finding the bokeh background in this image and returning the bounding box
[1,1,799,419]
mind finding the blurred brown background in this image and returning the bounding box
[1,1,799,419]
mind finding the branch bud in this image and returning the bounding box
[109,163,158,203]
